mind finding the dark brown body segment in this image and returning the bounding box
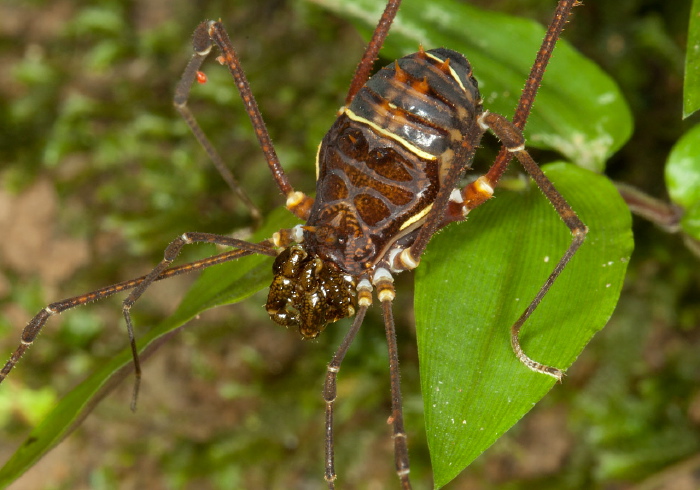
[305,49,483,275]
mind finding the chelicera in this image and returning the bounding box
[1,0,587,488]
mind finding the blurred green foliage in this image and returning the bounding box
[0,0,699,489]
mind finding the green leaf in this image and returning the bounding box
[0,208,299,487]
[665,123,700,240]
[684,0,700,118]
[666,124,700,208]
[310,0,632,172]
[415,163,633,488]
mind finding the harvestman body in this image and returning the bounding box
[1,1,586,488]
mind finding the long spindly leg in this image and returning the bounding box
[406,0,580,259]
[121,232,279,408]
[179,0,404,219]
[406,112,586,380]
[322,269,411,490]
[322,304,367,489]
[478,0,579,189]
[322,275,374,488]
[0,239,277,387]
[190,21,314,220]
[174,40,262,225]
[344,0,402,105]
[415,0,581,252]
[374,270,412,490]
[470,111,588,380]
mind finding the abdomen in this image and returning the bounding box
[305,48,483,275]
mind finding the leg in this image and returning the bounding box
[374,271,411,489]
[322,276,373,488]
[180,0,405,218]
[190,21,315,220]
[405,111,585,380]
[322,304,367,489]
[322,269,412,490]
[120,232,276,409]
[408,0,580,258]
[478,0,579,188]
[174,43,262,225]
[476,111,587,379]
[0,235,276,392]
[344,0,402,105]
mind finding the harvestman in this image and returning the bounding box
[1,1,586,488]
